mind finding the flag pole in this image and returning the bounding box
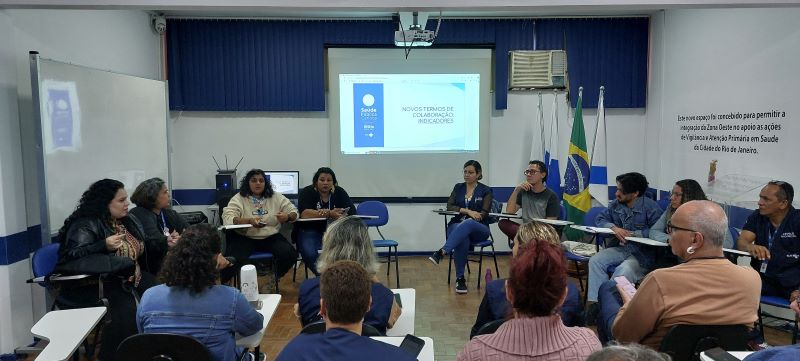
[589,86,605,167]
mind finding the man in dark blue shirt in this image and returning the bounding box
[737,181,800,300]
[276,260,416,361]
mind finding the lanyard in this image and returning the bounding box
[766,218,786,250]
[159,211,169,236]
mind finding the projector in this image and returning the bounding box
[394,29,435,47]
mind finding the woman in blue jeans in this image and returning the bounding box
[137,224,263,361]
[295,167,355,275]
[429,160,493,294]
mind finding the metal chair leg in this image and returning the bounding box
[491,244,499,279]
[447,252,453,284]
[477,246,484,289]
[394,246,400,287]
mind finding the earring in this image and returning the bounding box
[686,246,695,254]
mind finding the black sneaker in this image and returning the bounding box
[428,249,444,265]
[455,277,468,294]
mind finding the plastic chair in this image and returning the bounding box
[758,296,799,344]
[356,201,400,287]
[473,319,506,338]
[249,252,279,294]
[292,253,309,282]
[658,324,749,361]
[22,243,106,360]
[657,198,670,211]
[564,206,607,304]
[117,333,211,361]
[300,320,382,336]
[447,199,503,290]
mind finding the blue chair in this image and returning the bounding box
[758,296,799,344]
[249,252,279,293]
[447,199,503,290]
[657,198,670,211]
[356,201,400,287]
[560,204,567,221]
[117,333,211,361]
[564,206,608,304]
[25,243,105,360]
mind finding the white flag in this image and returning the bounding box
[589,86,608,206]
[529,93,546,162]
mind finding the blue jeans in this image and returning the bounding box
[442,219,490,278]
[297,229,324,276]
[597,279,623,344]
[587,245,648,302]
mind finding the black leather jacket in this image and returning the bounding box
[56,216,147,275]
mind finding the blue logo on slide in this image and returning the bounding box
[353,83,384,148]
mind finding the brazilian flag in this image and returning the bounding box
[563,88,592,241]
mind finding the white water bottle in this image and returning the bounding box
[240,264,258,301]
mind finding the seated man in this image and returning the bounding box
[276,260,416,361]
[596,200,760,348]
[736,180,800,348]
[498,160,560,240]
[587,172,663,307]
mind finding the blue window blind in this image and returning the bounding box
[535,17,649,108]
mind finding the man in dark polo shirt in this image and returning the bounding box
[736,180,800,349]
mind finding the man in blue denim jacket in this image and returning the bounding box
[586,172,663,306]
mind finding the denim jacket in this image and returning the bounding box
[137,284,264,361]
[596,197,663,269]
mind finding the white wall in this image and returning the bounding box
[170,91,649,252]
[0,9,159,354]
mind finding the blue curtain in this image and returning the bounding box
[535,18,649,108]
[167,18,644,111]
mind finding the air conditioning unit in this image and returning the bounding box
[508,50,567,89]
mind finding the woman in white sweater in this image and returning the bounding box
[221,169,298,284]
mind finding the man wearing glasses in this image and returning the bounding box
[586,172,663,318]
[498,160,560,240]
[596,200,760,347]
[736,180,800,348]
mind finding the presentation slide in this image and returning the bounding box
[339,74,480,154]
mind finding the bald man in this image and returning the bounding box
[596,200,761,348]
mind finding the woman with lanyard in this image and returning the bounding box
[221,169,299,284]
[429,160,493,294]
[130,178,185,274]
[295,167,355,276]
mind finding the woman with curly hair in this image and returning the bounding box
[221,169,298,284]
[137,223,263,361]
[56,178,158,361]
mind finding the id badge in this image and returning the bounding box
[163,226,170,237]
[759,261,768,273]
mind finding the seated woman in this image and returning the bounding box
[221,169,298,283]
[458,240,602,360]
[137,224,264,361]
[56,179,158,361]
[294,216,401,335]
[295,167,355,276]
[129,177,188,274]
[470,221,582,338]
[130,177,231,275]
[647,179,733,268]
[429,160,493,294]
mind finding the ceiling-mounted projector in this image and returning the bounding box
[395,11,439,47]
[394,29,435,47]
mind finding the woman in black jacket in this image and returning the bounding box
[56,178,158,361]
[128,177,187,274]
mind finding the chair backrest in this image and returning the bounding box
[486,199,503,224]
[657,198,670,211]
[728,226,740,242]
[32,243,60,279]
[658,324,749,361]
[300,320,383,336]
[584,207,607,227]
[559,204,566,221]
[474,318,506,337]
[117,333,211,361]
[356,201,389,227]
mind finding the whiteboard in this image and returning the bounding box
[31,55,169,237]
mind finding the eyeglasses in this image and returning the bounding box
[670,191,683,198]
[666,221,697,234]
[768,180,793,203]
[523,170,542,176]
